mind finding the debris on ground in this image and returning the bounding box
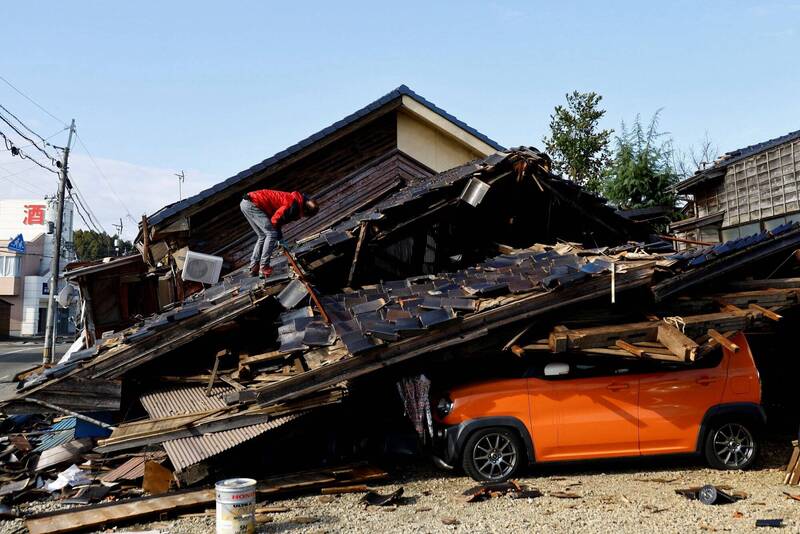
[755,518,784,528]
[676,484,748,505]
[361,487,404,507]
[463,480,541,502]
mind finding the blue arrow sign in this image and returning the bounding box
[7,234,25,254]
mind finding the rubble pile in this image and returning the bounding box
[3,147,800,531]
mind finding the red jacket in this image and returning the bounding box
[247,189,306,228]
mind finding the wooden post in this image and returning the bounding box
[141,215,153,266]
[281,247,330,324]
[347,222,369,288]
[657,323,699,361]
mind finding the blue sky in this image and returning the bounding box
[2,1,799,239]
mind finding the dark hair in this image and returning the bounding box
[304,198,319,216]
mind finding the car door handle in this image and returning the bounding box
[607,383,630,391]
[696,377,718,386]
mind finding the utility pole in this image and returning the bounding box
[112,218,123,256]
[176,170,185,200]
[43,119,75,365]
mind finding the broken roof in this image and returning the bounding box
[147,85,505,228]
[675,128,800,193]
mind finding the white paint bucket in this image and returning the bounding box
[215,478,256,534]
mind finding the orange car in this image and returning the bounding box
[433,332,764,482]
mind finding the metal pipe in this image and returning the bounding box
[23,398,117,430]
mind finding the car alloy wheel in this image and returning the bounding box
[712,423,754,468]
[472,432,518,480]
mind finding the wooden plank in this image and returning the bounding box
[27,464,387,534]
[27,488,215,534]
[708,329,739,352]
[784,446,800,484]
[615,340,645,357]
[725,278,800,291]
[657,323,699,361]
[347,221,369,287]
[713,288,799,309]
[748,303,782,321]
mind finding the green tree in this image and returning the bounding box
[73,229,133,260]
[543,91,613,193]
[603,111,679,210]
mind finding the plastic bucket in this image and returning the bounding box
[215,478,256,534]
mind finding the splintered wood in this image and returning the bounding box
[543,306,771,362]
[26,464,387,534]
[785,441,800,486]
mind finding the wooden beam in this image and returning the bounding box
[707,329,739,352]
[725,278,800,291]
[615,339,646,357]
[545,310,755,355]
[347,221,369,287]
[657,323,699,361]
[26,464,387,534]
[282,248,330,324]
[748,303,782,321]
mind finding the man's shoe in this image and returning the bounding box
[249,265,259,277]
[259,266,273,279]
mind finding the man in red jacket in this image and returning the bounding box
[240,189,319,277]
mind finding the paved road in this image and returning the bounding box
[0,340,71,400]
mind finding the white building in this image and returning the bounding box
[0,198,75,337]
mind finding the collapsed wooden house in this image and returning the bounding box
[64,85,505,341]
[4,143,800,481]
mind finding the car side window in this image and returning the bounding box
[529,356,639,380]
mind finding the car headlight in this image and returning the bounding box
[436,395,453,417]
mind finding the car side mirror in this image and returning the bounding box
[544,362,569,377]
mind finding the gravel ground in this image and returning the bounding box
[4,441,800,534]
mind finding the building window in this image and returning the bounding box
[0,256,21,276]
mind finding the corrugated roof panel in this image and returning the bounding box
[163,413,303,471]
[100,451,167,482]
[140,386,231,419]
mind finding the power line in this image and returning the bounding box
[0,75,66,126]
[74,132,137,225]
[67,189,102,233]
[0,112,60,165]
[69,178,106,233]
[0,129,60,174]
[67,184,106,234]
[0,104,63,160]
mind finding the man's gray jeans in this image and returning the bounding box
[240,198,280,269]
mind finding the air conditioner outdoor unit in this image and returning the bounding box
[181,250,223,285]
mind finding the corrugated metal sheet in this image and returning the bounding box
[140,386,230,418]
[163,412,302,471]
[33,418,76,452]
[100,451,167,482]
[139,386,303,471]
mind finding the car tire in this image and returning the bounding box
[703,420,758,470]
[461,427,524,482]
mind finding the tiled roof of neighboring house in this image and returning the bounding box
[147,85,505,227]
[675,129,800,193]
